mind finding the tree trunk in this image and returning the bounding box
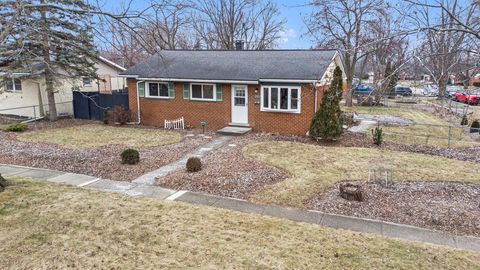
[437,78,447,100]
[345,78,353,107]
[37,83,45,117]
[45,76,57,121]
[40,0,57,121]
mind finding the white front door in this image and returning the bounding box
[231,85,248,124]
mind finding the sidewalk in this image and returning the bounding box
[1,163,479,253]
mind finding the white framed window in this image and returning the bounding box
[147,82,169,98]
[190,83,215,101]
[82,77,92,87]
[261,85,300,113]
[5,78,22,92]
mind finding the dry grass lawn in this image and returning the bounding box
[17,124,183,149]
[344,106,475,148]
[0,177,479,269]
[243,142,480,208]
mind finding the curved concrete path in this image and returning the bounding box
[1,163,479,253]
[133,136,232,185]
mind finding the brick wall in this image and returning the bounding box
[128,79,230,131]
[127,79,323,136]
[248,84,319,136]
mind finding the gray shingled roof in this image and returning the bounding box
[121,50,337,82]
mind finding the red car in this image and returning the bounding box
[452,91,468,102]
[467,94,480,105]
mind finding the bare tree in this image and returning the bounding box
[191,0,285,49]
[307,0,385,107]
[406,0,476,98]
[141,0,194,50]
[96,0,195,68]
[99,20,152,68]
[404,0,479,40]
[364,7,408,102]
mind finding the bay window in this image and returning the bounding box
[261,86,301,113]
[191,83,215,100]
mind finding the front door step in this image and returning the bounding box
[228,122,250,127]
[217,126,252,136]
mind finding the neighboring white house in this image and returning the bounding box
[0,57,126,118]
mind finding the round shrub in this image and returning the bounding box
[3,123,28,132]
[186,157,202,172]
[121,149,140,164]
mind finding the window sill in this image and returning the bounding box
[190,98,217,102]
[145,96,172,99]
[260,108,301,114]
[5,90,22,93]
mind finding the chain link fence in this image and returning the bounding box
[375,122,480,148]
[352,96,480,148]
[0,101,73,126]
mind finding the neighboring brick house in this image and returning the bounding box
[121,49,344,136]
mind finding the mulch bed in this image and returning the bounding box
[0,119,215,181]
[307,180,480,237]
[157,133,291,199]
[158,131,479,201]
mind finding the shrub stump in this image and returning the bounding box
[0,174,7,192]
[339,183,364,202]
[186,157,202,172]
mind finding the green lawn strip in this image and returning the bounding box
[0,177,478,269]
[16,124,183,149]
[243,142,480,208]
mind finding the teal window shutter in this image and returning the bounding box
[138,81,145,97]
[216,84,223,101]
[183,83,190,99]
[168,82,175,99]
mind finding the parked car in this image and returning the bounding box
[394,86,413,96]
[452,90,468,102]
[423,84,438,96]
[445,89,460,98]
[354,85,374,96]
[466,93,480,105]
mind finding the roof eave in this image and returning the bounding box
[119,75,318,85]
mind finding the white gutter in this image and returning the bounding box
[98,56,126,71]
[118,75,318,85]
[259,79,317,83]
[0,72,31,76]
[136,77,258,84]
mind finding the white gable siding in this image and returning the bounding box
[0,59,125,118]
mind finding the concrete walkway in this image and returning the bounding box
[348,119,377,133]
[1,163,479,253]
[132,136,232,185]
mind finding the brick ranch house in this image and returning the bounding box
[120,49,345,136]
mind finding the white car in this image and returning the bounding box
[423,84,438,96]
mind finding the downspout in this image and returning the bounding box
[136,80,143,124]
[34,81,45,116]
[314,84,318,112]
